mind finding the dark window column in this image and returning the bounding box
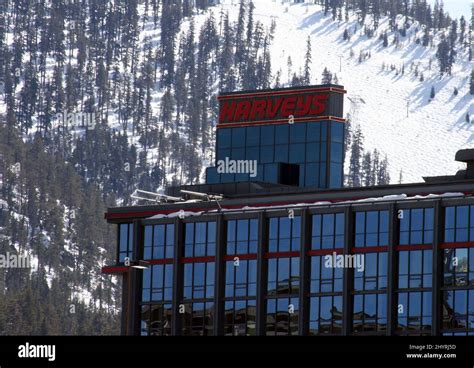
[387,203,397,335]
[126,220,143,336]
[214,214,226,335]
[432,201,443,335]
[342,206,353,336]
[172,218,184,336]
[256,211,267,335]
[121,272,130,335]
[299,209,310,335]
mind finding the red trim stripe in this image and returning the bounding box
[264,251,300,259]
[181,256,215,263]
[223,254,258,261]
[101,266,129,274]
[395,245,432,251]
[149,259,174,265]
[217,87,347,100]
[307,248,344,256]
[441,242,474,249]
[351,246,388,253]
[217,116,346,129]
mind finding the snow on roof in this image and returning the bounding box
[147,192,465,219]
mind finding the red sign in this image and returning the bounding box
[219,93,329,125]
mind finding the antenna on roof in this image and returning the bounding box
[180,189,224,210]
[131,189,181,204]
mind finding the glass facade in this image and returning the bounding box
[266,216,301,335]
[118,223,134,262]
[206,121,344,188]
[181,221,216,336]
[355,210,389,247]
[140,223,175,336]
[224,219,258,336]
[442,205,474,334]
[115,199,474,336]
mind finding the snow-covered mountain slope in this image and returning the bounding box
[427,0,472,19]
[210,0,474,183]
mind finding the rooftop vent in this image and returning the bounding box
[424,149,474,183]
[455,149,474,180]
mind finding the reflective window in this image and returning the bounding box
[225,260,257,298]
[311,213,344,250]
[268,216,301,252]
[217,128,231,149]
[445,206,474,243]
[224,218,258,335]
[267,257,299,295]
[398,250,432,289]
[354,252,387,291]
[226,219,258,255]
[212,121,335,189]
[443,248,474,287]
[397,291,432,332]
[266,297,299,336]
[184,222,216,257]
[331,122,344,143]
[353,293,387,333]
[118,223,134,262]
[309,295,342,335]
[224,300,257,336]
[399,208,434,245]
[183,262,215,300]
[143,224,175,260]
[142,264,174,302]
[355,211,389,247]
[181,302,214,336]
[290,123,306,143]
[141,304,172,336]
[246,126,260,146]
[443,290,474,331]
[310,255,343,293]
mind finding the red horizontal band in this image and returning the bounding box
[148,259,174,265]
[101,266,129,274]
[218,87,347,100]
[395,245,432,251]
[351,246,388,253]
[264,251,300,259]
[307,248,344,256]
[180,256,215,263]
[441,242,474,249]
[216,116,346,129]
[223,254,258,261]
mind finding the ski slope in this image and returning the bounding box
[211,0,474,183]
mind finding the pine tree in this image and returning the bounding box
[303,36,312,85]
[362,152,373,187]
[377,156,391,185]
[343,29,349,41]
[470,70,474,95]
[436,36,451,75]
[321,67,333,84]
[383,32,388,47]
[348,125,364,188]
